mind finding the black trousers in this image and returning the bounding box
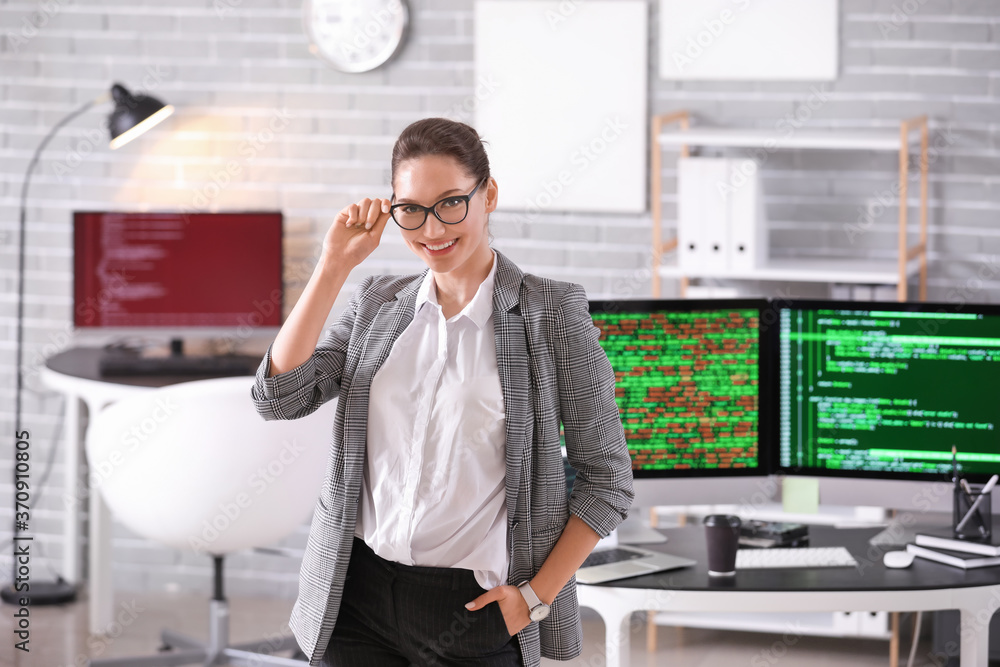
[322,537,523,667]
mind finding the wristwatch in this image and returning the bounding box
[517,580,551,622]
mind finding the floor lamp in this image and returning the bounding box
[2,83,174,606]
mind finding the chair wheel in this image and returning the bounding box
[157,643,172,652]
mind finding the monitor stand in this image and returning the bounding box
[170,338,185,356]
[617,513,669,545]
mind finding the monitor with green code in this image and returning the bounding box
[778,300,1000,482]
[588,299,773,478]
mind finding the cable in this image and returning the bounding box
[20,392,66,517]
[0,391,66,583]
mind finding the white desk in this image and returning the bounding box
[41,347,254,636]
[578,525,1000,667]
[578,584,1000,667]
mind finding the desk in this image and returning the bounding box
[577,526,1000,667]
[40,347,258,636]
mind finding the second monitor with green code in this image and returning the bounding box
[589,299,774,479]
[778,300,1000,482]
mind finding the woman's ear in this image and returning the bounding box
[485,177,499,214]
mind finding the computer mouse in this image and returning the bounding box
[883,550,915,569]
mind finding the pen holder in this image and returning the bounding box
[953,485,992,541]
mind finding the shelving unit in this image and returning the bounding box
[650,111,930,301]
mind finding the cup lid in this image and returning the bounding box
[703,514,741,528]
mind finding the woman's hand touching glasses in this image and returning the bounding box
[321,197,393,271]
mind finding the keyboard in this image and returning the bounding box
[99,353,261,377]
[736,546,858,569]
[581,547,646,568]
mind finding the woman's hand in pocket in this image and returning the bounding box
[464,585,530,636]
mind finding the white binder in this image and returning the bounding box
[726,158,768,271]
[677,157,729,272]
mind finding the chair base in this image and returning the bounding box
[87,598,306,667]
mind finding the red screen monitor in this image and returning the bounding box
[73,211,283,329]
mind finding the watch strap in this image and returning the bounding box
[517,580,545,610]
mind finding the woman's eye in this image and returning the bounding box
[401,205,423,215]
[439,197,463,208]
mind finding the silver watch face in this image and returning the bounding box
[529,605,550,622]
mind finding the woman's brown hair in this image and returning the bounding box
[390,117,491,188]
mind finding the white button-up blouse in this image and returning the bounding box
[355,250,509,590]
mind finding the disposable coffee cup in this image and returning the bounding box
[704,514,741,577]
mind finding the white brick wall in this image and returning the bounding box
[0,0,999,600]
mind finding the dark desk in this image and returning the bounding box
[40,346,261,635]
[45,346,259,387]
[577,525,1000,667]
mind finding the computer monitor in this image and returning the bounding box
[777,300,1000,512]
[588,299,776,509]
[73,211,283,349]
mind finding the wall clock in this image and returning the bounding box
[304,0,410,73]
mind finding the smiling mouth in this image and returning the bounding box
[424,239,457,251]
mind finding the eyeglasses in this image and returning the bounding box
[389,178,487,231]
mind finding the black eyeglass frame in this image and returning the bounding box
[389,177,488,230]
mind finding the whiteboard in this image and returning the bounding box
[659,0,838,81]
[475,1,648,214]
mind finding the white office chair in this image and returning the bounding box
[83,376,338,666]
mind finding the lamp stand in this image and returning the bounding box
[1,97,107,606]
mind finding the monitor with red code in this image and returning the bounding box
[73,211,283,330]
[588,299,774,478]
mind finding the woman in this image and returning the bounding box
[251,117,634,667]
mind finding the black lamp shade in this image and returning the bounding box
[107,83,173,149]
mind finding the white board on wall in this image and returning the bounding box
[475,1,648,214]
[659,0,838,81]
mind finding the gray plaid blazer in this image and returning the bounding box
[251,249,634,666]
